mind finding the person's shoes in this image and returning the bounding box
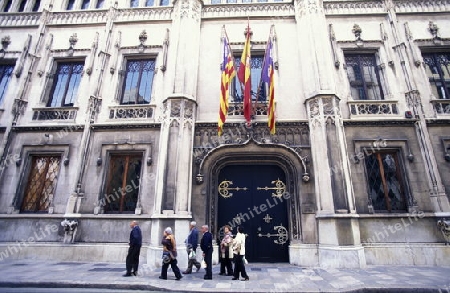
[175,276,183,281]
[158,276,167,280]
[196,266,201,272]
[219,273,225,276]
[227,273,234,276]
[204,276,212,280]
[132,271,137,276]
[123,273,132,277]
[232,277,239,280]
[241,277,249,281]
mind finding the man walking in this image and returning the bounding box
[123,220,142,277]
[200,225,213,280]
[182,221,201,274]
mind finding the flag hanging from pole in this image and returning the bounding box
[262,37,275,134]
[238,23,252,125]
[218,29,236,136]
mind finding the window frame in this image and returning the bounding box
[0,60,16,105]
[421,51,450,100]
[45,59,85,108]
[363,149,409,213]
[344,52,385,101]
[118,57,156,105]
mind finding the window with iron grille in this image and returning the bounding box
[120,59,155,105]
[47,61,84,107]
[231,55,266,103]
[66,0,75,10]
[103,154,142,213]
[21,155,61,213]
[422,52,450,99]
[81,0,90,9]
[0,62,15,104]
[344,53,384,100]
[32,0,40,11]
[364,151,407,212]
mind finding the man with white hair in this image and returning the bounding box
[200,225,213,280]
[182,221,201,274]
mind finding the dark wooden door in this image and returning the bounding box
[217,165,289,262]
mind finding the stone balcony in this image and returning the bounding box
[348,100,400,117]
[430,99,450,117]
[32,107,78,121]
[108,104,155,120]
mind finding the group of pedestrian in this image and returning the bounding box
[123,220,249,281]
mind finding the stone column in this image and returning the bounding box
[296,0,364,268]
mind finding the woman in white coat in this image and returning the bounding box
[232,226,249,281]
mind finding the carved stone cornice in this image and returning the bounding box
[394,0,450,13]
[174,0,202,22]
[202,3,294,19]
[0,12,40,27]
[12,125,85,132]
[90,123,161,131]
[343,119,418,126]
[323,0,385,15]
[295,0,323,17]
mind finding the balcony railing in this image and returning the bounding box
[430,99,450,116]
[109,104,155,120]
[228,102,268,116]
[348,100,399,117]
[32,107,78,121]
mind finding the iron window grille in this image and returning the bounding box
[0,62,15,104]
[120,59,155,105]
[103,154,142,214]
[364,150,408,212]
[231,55,266,103]
[20,155,61,213]
[422,52,450,100]
[344,53,384,100]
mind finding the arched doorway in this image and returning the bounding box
[217,164,289,262]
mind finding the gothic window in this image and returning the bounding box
[96,0,105,8]
[130,0,139,7]
[47,61,84,107]
[81,0,90,9]
[422,52,450,99]
[145,0,154,6]
[0,62,15,104]
[160,0,169,6]
[365,151,407,212]
[18,0,27,12]
[231,55,265,103]
[32,0,41,11]
[120,59,155,105]
[344,53,384,100]
[66,0,75,10]
[103,154,142,213]
[21,155,61,213]
[3,0,12,12]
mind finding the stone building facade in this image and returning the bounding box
[0,0,449,268]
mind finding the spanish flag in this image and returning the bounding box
[238,23,252,125]
[262,37,275,134]
[218,28,236,136]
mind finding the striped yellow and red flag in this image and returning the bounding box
[262,37,275,134]
[238,23,252,125]
[218,29,236,136]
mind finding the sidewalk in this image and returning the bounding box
[0,259,449,292]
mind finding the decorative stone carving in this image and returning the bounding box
[1,35,11,49]
[61,219,78,244]
[138,30,147,52]
[67,33,78,56]
[348,100,399,116]
[161,29,170,72]
[404,22,422,67]
[352,24,363,47]
[37,33,53,77]
[329,24,340,68]
[110,31,121,74]
[86,32,99,75]
[437,219,450,244]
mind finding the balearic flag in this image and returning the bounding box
[262,37,275,134]
[238,23,252,125]
[218,29,236,136]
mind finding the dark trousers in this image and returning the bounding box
[233,254,248,279]
[203,248,213,278]
[220,251,233,275]
[185,248,201,272]
[126,245,141,274]
[161,258,182,279]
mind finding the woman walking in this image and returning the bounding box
[232,226,249,281]
[159,227,183,281]
[219,225,233,276]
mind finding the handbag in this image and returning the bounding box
[162,252,171,264]
[188,250,196,260]
[201,259,207,268]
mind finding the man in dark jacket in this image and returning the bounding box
[124,220,142,277]
[200,225,213,280]
[182,221,201,274]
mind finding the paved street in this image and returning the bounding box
[0,260,449,292]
